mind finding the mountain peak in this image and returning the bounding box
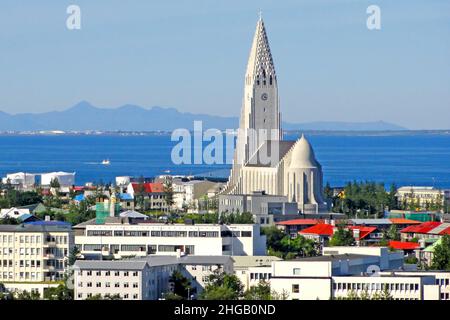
[68,101,96,111]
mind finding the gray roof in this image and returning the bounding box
[350,219,392,225]
[291,254,379,263]
[74,260,148,271]
[0,224,72,233]
[232,255,282,268]
[246,140,295,167]
[119,210,148,219]
[75,255,233,271]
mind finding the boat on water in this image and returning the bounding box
[102,159,110,165]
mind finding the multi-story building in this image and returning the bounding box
[73,254,233,300]
[0,223,74,297]
[269,247,442,300]
[232,255,282,290]
[73,217,266,258]
[219,191,298,225]
[126,182,167,211]
[396,186,450,211]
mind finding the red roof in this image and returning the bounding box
[400,221,441,234]
[438,226,450,235]
[389,241,420,250]
[299,224,334,236]
[389,218,421,225]
[131,182,164,193]
[348,226,377,239]
[276,219,321,226]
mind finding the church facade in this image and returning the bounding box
[223,17,328,214]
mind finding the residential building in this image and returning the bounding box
[232,255,282,290]
[73,254,233,300]
[126,182,167,211]
[219,191,298,226]
[1,172,36,190]
[269,247,441,300]
[41,171,75,187]
[396,186,450,211]
[73,217,266,258]
[0,223,74,297]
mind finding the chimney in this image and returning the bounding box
[45,215,51,222]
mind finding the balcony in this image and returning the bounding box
[44,241,57,247]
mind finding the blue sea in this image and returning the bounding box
[0,134,449,188]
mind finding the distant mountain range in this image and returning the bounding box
[0,101,407,131]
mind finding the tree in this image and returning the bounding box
[68,246,80,266]
[15,290,41,300]
[324,182,333,199]
[163,179,175,211]
[43,284,73,300]
[50,178,61,189]
[199,270,244,300]
[383,224,400,241]
[244,281,272,300]
[431,235,450,270]
[329,227,355,246]
[168,270,192,299]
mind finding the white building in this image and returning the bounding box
[73,218,266,258]
[269,247,442,300]
[2,172,36,189]
[396,186,450,210]
[0,223,74,298]
[73,254,234,300]
[232,255,282,291]
[0,207,31,220]
[172,179,220,211]
[223,17,328,214]
[41,172,75,187]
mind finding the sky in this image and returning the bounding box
[0,0,449,129]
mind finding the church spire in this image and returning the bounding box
[245,15,276,86]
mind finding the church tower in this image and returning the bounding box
[236,16,281,166]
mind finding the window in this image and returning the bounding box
[124,283,129,288]
[87,282,92,287]
[241,231,252,237]
[292,284,299,293]
[115,283,120,288]
[293,268,301,276]
[115,271,120,276]
[96,282,101,288]
[105,282,110,287]
[133,294,138,299]
[133,283,138,288]
[133,272,138,276]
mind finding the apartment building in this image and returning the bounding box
[0,223,74,297]
[73,217,266,258]
[396,186,450,210]
[232,256,282,290]
[269,247,442,300]
[74,254,233,300]
[378,271,450,300]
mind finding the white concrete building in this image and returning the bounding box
[396,186,450,210]
[223,17,328,214]
[73,255,234,300]
[232,255,282,291]
[73,218,266,258]
[0,223,74,297]
[0,207,31,220]
[41,172,75,187]
[269,247,442,300]
[2,172,36,189]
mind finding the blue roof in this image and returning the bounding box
[17,214,34,222]
[25,221,72,227]
[74,194,85,201]
[119,193,134,201]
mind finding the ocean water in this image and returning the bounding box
[0,134,449,188]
